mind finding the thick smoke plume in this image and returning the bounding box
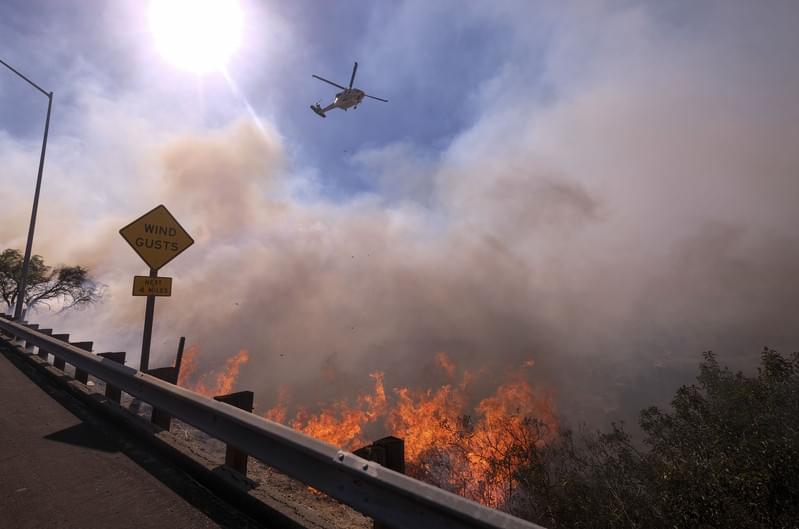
[2,1,799,425]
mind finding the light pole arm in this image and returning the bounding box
[0,59,50,97]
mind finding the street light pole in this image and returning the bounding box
[0,59,53,321]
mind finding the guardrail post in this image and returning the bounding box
[2,314,17,342]
[0,319,10,341]
[355,436,406,529]
[71,342,93,383]
[355,436,405,473]
[97,352,126,403]
[51,333,70,370]
[354,443,387,465]
[36,329,53,359]
[22,323,39,352]
[213,390,254,475]
[175,336,186,372]
[148,366,178,430]
[373,436,405,475]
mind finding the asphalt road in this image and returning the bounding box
[0,342,265,529]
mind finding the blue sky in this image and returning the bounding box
[2,0,799,421]
[3,0,547,196]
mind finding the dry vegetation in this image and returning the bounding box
[409,349,799,529]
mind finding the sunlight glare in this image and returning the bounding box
[149,0,243,74]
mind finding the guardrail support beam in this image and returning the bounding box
[51,333,70,370]
[356,436,406,529]
[71,342,93,383]
[36,329,53,359]
[22,323,39,353]
[213,390,254,476]
[148,366,178,430]
[97,352,126,403]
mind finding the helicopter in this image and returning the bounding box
[310,62,388,118]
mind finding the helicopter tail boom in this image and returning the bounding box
[310,104,326,117]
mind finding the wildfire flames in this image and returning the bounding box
[265,372,388,448]
[178,345,250,397]
[178,348,556,508]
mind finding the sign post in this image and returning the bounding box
[119,205,194,372]
[140,268,158,372]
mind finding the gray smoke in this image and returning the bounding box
[3,1,799,426]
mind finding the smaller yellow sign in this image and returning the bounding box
[132,276,173,297]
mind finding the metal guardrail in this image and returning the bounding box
[0,317,544,529]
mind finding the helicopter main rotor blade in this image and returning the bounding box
[365,94,388,102]
[348,62,358,89]
[312,75,347,90]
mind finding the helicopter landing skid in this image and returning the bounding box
[310,105,326,118]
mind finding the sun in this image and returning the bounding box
[149,0,244,74]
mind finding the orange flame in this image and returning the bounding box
[435,352,456,378]
[178,347,249,397]
[216,349,249,395]
[265,355,555,508]
[265,372,387,448]
[195,349,556,509]
[463,377,557,506]
[263,385,289,423]
[388,384,466,461]
[177,345,199,387]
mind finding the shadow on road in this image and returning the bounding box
[43,422,120,453]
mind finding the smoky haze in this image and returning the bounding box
[3,1,799,425]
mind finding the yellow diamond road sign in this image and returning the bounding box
[119,205,194,271]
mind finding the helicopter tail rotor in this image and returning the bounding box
[310,103,326,118]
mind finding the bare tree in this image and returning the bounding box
[0,248,103,318]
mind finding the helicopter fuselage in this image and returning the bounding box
[333,88,365,110]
